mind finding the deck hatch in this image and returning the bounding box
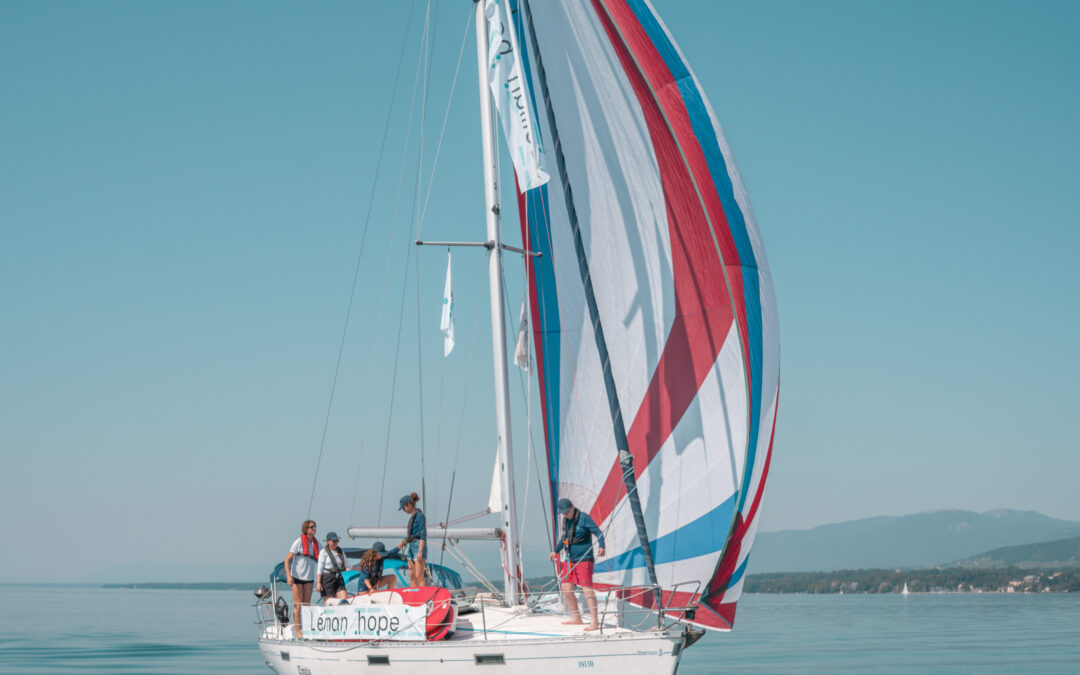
[474,653,506,665]
[279,652,290,661]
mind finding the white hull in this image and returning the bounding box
[259,633,683,674]
[257,602,690,674]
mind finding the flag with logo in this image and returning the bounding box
[440,252,455,357]
[484,0,550,192]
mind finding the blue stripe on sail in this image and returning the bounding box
[510,0,562,495]
[623,0,764,514]
[727,554,750,589]
[593,494,736,574]
[526,187,563,492]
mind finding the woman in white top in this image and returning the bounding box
[284,520,318,638]
[316,532,350,601]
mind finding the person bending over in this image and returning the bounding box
[358,541,399,594]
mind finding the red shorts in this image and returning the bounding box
[560,560,594,588]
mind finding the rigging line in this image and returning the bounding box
[418,7,474,236]
[413,1,430,511]
[500,276,531,572]
[375,6,433,527]
[512,232,554,551]
[309,0,420,520]
[414,241,427,511]
[434,293,445,521]
[411,0,439,511]
[375,223,419,527]
[409,9,472,516]
[347,0,423,525]
[414,0,439,239]
[438,270,486,568]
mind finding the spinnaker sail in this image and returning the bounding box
[510,0,780,631]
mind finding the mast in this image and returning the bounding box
[475,0,522,606]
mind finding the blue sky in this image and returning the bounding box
[2,0,1078,582]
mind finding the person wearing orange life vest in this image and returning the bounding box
[548,498,605,631]
[284,520,318,638]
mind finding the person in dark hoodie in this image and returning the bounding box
[548,498,605,631]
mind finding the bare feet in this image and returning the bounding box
[584,624,600,632]
[562,618,584,625]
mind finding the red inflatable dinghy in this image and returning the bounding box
[359,586,456,641]
[396,586,456,640]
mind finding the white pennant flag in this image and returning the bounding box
[440,252,455,357]
[513,294,529,372]
[484,0,550,192]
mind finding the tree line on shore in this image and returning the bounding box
[745,566,1080,593]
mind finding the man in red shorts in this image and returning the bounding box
[548,497,605,631]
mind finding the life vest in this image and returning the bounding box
[324,547,346,573]
[562,512,589,549]
[299,534,320,560]
[404,510,424,543]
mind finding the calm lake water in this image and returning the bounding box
[2,587,1078,673]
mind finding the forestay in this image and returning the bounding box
[508,0,780,631]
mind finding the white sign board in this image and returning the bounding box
[301,603,427,641]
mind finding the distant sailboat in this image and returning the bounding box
[902,582,910,595]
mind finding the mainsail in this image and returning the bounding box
[509,0,780,631]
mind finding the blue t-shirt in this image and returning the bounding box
[554,511,605,563]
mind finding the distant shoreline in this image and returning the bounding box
[103,582,261,590]
[746,566,1079,594]
[0,582,260,590]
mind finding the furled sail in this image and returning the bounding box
[510,0,779,631]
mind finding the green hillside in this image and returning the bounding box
[950,535,1080,568]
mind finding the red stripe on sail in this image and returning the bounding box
[705,398,778,604]
[600,0,754,382]
[586,0,736,529]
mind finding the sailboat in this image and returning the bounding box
[256,0,779,672]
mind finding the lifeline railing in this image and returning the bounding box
[596,580,703,633]
[519,579,703,634]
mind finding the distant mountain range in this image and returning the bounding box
[948,535,1080,569]
[750,509,1080,573]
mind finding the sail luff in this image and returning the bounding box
[517,0,662,603]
